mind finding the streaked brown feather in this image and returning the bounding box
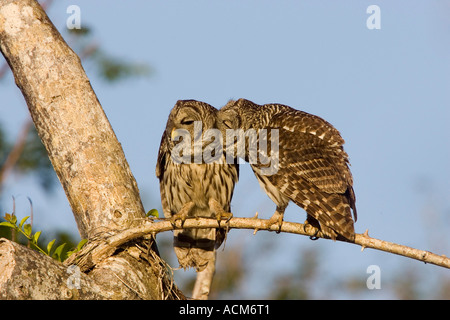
[156,100,238,270]
[219,98,356,241]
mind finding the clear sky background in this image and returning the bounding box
[1,1,449,299]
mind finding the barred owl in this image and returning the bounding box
[156,100,238,299]
[217,98,356,241]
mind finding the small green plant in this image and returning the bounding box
[0,213,86,262]
[146,208,159,218]
[66,238,88,257]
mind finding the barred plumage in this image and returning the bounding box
[218,98,356,241]
[156,100,238,298]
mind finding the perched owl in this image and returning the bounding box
[217,98,356,241]
[156,100,239,299]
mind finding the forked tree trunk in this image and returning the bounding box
[0,0,184,299]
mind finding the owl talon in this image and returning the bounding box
[171,201,195,228]
[217,211,233,224]
[208,198,233,226]
[309,233,319,241]
[268,211,284,234]
[303,219,320,240]
[170,214,187,229]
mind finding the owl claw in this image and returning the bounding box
[208,198,233,227]
[216,211,233,234]
[268,211,284,234]
[171,201,195,228]
[303,219,320,240]
[309,232,319,241]
[170,212,187,228]
[217,211,233,224]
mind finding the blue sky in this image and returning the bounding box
[1,1,449,298]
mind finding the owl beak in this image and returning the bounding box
[171,128,177,140]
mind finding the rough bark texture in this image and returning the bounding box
[0,0,184,299]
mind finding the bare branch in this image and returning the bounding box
[66,217,450,271]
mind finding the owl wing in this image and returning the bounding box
[156,130,172,218]
[280,131,352,194]
[254,111,357,239]
[276,112,353,190]
[156,130,167,179]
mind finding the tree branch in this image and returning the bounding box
[0,238,106,299]
[65,217,450,271]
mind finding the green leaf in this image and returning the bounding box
[53,243,67,262]
[47,239,56,255]
[67,239,88,258]
[4,213,12,222]
[23,224,32,237]
[146,209,159,218]
[33,231,41,244]
[10,214,17,225]
[19,216,30,228]
[77,239,88,251]
[0,221,16,228]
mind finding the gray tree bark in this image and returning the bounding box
[0,0,184,300]
[0,239,106,299]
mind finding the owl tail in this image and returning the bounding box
[288,185,356,241]
[173,228,220,299]
[302,192,356,242]
[173,228,217,271]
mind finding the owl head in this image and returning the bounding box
[162,100,224,164]
[216,99,245,133]
[164,100,217,147]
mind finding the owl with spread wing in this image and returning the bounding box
[217,98,356,241]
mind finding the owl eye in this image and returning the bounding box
[180,118,195,125]
[223,120,233,129]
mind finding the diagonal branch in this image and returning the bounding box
[65,216,450,271]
